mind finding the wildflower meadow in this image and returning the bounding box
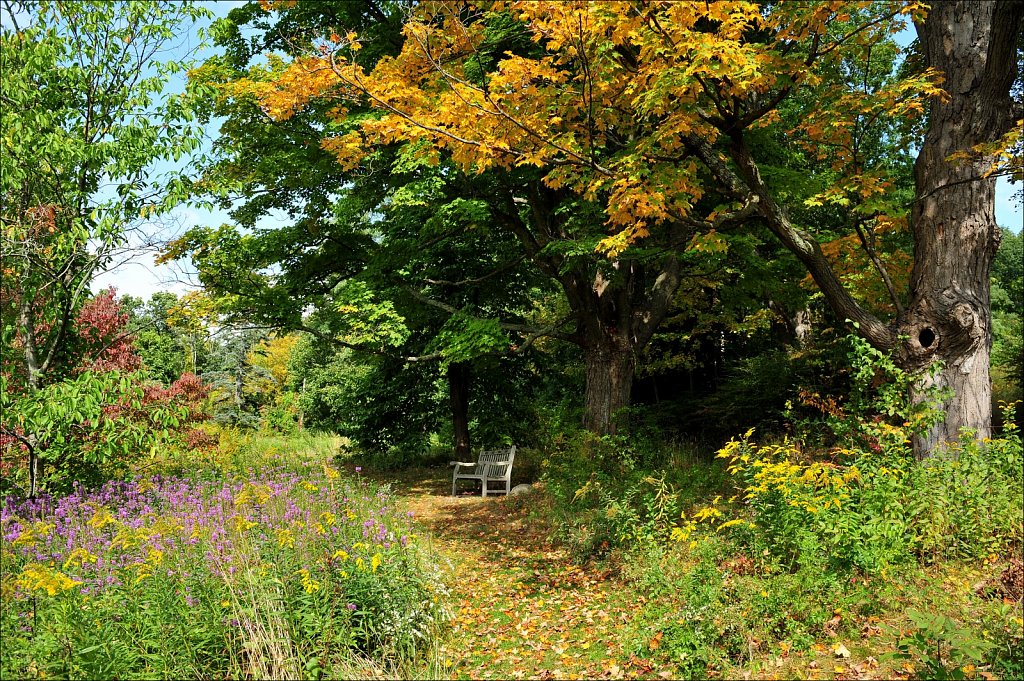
[1,457,450,679]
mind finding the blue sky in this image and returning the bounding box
[23,1,1013,300]
[91,0,249,299]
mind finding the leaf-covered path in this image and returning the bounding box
[381,471,672,680]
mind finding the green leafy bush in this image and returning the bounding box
[715,336,1024,573]
[887,609,995,680]
[0,370,208,495]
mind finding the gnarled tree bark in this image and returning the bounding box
[898,0,1022,455]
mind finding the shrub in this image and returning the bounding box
[714,335,1024,573]
[0,370,211,495]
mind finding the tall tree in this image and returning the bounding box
[189,1,743,435]
[0,0,210,492]
[256,0,1020,454]
[167,1,566,455]
[901,2,1022,452]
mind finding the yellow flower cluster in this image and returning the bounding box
[86,505,117,530]
[296,568,321,594]
[718,430,860,515]
[18,563,81,596]
[111,525,155,551]
[329,546,384,574]
[314,511,338,536]
[62,548,99,571]
[124,547,166,585]
[276,528,295,548]
[670,520,698,550]
[234,483,273,506]
[13,521,55,548]
[232,516,257,533]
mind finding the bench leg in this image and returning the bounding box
[482,479,488,497]
[452,475,457,497]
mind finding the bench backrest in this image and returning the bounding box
[478,446,516,480]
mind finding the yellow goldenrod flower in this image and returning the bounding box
[276,528,295,548]
[18,563,81,596]
[296,568,321,593]
[14,522,55,547]
[234,483,273,506]
[87,507,116,530]
[62,548,99,571]
[717,518,746,531]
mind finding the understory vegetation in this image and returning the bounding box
[535,341,1023,679]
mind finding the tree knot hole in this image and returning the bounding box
[918,327,936,349]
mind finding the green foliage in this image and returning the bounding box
[541,431,727,561]
[430,314,509,367]
[992,227,1023,422]
[0,370,189,493]
[122,292,197,385]
[334,281,411,349]
[261,391,302,435]
[717,340,1024,574]
[1,1,212,386]
[288,339,369,433]
[887,609,995,680]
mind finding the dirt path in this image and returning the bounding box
[375,469,673,680]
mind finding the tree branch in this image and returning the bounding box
[854,219,905,315]
[684,133,897,350]
[424,254,527,287]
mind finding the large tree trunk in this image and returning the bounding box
[447,361,472,460]
[501,183,683,436]
[903,1,1022,457]
[582,336,635,435]
[576,260,679,435]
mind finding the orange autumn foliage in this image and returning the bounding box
[251,0,940,269]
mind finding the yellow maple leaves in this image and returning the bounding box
[251,1,938,260]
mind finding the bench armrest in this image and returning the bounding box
[449,461,477,467]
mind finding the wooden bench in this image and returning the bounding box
[450,445,516,497]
